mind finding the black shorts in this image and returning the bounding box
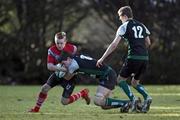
[46,73,76,98]
[119,59,148,80]
[99,68,117,90]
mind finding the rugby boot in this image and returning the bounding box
[120,101,131,113]
[136,97,143,113]
[141,96,152,113]
[130,98,140,112]
[28,106,40,113]
[81,89,91,105]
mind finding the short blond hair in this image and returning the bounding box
[118,6,133,18]
[54,32,66,43]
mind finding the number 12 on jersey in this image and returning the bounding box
[132,26,144,38]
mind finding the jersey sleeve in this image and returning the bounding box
[116,21,129,38]
[68,59,79,73]
[63,43,76,54]
[142,24,150,37]
[47,49,56,64]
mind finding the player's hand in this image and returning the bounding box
[96,58,103,68]
[56,63,67,72]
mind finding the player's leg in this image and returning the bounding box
[94,85,130,109]
[117,60,136,101]
[118,77,141,112]
[131,78,152,113]
[131,60,152,113]
[60,76,90,105]
[61,88,90,105]
[94,69,130,110]
[29,84,50,112]
[118,60,144,112]
[118,75,135,101]
[29,73,59,112]
[131,78,150,101]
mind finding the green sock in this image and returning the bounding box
[134,84,148,100]
[119,80,135,101]
[105,98,129,108]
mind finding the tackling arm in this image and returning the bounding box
[62,58,80,80]
[47,63,67,72]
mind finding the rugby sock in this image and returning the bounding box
[68,90,84,104]
[119,80,135,101]
[35,92,47,110]
[105,98,129,108]
[134,84,148,100]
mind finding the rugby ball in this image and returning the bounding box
[55,63,66,78]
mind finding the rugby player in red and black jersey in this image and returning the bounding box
[29,32,90,112]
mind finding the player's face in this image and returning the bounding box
[55,37,66,50]
[118,12,126,23]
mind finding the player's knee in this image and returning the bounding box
[61,97,69,105]
[94,93,106,107]
[41,84,51,93]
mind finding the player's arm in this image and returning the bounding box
[143,24,151,48]
[63,58,79,80]
[96,35,122,67]
[47,50,68,72]
[145,36,151,48]
[47,63,67,72]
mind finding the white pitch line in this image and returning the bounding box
[127,113,180,117]
[150,113,180,117]
[149,93,180,96]
[1,112,180,117]
[151,106,180,110]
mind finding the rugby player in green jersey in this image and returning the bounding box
[96,6,152,113]
[57,52,140,112]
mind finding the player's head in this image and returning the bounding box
[58,51,73,67]
[54,32,67,50]
[118,6,133,23]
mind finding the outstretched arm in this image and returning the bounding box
[96,36,122,67]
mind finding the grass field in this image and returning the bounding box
[0,85,180,120]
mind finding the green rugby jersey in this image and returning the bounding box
[116,19,150,60]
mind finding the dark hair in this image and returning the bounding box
[57,51,73,62]
[118,6,133,18]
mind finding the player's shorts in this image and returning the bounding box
[99,68,117,90]
[46,73,76,98]
[119,59,148,80]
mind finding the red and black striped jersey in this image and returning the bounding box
[47,43,76,64]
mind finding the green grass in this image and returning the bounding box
[0,85,180,120]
